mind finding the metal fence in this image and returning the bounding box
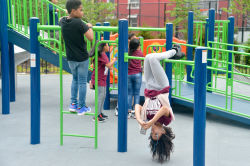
[17,59,60,74]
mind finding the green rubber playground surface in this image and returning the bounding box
[0,74,249,166]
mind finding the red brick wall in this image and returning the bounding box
[106,0,245,28]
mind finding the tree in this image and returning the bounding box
[223,1,250,43]
[166,0,205,40]
[223,0,250,18]
[58,0,116,25]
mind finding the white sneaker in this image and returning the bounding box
[128,112,132,119]
[115,107,118,116]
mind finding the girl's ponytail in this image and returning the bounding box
[89,41,106,57]
[98,43,107,57]
[129,38,140,56]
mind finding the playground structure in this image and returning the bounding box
[97,34,187,84]
[1,0,250,166]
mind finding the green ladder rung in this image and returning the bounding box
[63,133,95,138]
[109,87,118,91]
[62,111,95,116]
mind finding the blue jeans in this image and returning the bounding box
[68,59,89,108]
[128,72,142,110]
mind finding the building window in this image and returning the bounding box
[128,15,138,27]
[107,0,114,3]
[128,0,140,9]
[198,0,217,10]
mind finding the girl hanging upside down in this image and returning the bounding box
[135,44,185,163]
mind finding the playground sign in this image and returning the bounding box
[30,53,36,67]
[202,50,207,63]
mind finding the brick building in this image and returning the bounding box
[102,0,249,42]
[104,0,247,30]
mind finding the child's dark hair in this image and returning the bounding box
[128,33,136,40]
[98,43,107,57]
[129,38,140,56]
[149,126,175,163]
[66,0,82,14]
[89,41,107,58]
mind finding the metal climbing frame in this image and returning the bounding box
[171,10,250,118]
[37,24,119,148]
[7,0,68,54]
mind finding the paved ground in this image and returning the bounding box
[0,74,250,166]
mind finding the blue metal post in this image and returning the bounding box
[207,9,215,92]
[193,47,207,166]
[104,22,110,110]
[9,42,16,102]
[8,0,15,103]
[205,18,209,47]
[0,0,10,114]
[8,0,15,102]
[30,18,40,144]
[96,22,101,40]
[118,19,128,152]
[165,23,173,104]
[187,11,194,83]
[227,16,234,79]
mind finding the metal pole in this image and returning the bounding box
[118,19,128,153]
[227,16,234,79]
[139,0,141,26]
[207,9,215,92]
[139,36,144,52]
[193,47,207,166]
[241,14,244,43]
[26,60,28,72]
[236,14,238,28]
[164,3,166,26]
[158,0,160,27]
[165,23,173,104]
[96,22,101,40]
[0,0,10,114]
[104,22,110,110]
[215,1,218,20]
[187,11,194,83]
[117,0,119,19]
[45,61,48,74]
[128,3,131,26]
[175,25,178,38]
[8,0,15,102]
[205,18,209,47]
[30,17,41,144]
[41,60,43,74]
[9,42,16,102]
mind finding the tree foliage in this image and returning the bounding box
[223,0,250,16]
[58,0,116,25]
[166,0,206,40]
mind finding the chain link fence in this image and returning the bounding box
[17,59,60,74]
